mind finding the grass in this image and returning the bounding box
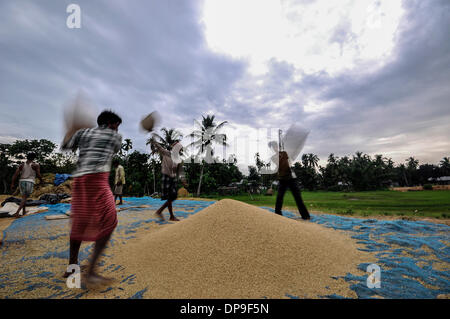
[201,190,450,219]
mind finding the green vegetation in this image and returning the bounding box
[203,190,450,219]
[187,114,228,196]
[0,113,449,221]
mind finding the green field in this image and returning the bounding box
[203,190,450,219]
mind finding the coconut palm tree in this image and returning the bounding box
[306,153,319,169]
[406,157,419,170]
[146,127,183,155]
[300,153,319,169]
[439,157,450,175]
[398,163,409,186]
[189,115,228,196]
[121,138,133,156]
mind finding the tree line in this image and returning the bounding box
[0,116,449,195]
[245,152,449,192]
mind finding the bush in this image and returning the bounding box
[423,184,433,190]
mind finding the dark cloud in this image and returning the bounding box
[0,0,245,150]
[0,0,448,167]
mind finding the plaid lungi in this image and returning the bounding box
[19,181,34,197]
[161,174,177,201]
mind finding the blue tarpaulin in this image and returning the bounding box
[54,174,71,186]
[1,198,448,298]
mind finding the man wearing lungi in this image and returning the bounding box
[61,110,122,284]
[113,159,126,205]
[150,138,187,221]
[10,152,43,218]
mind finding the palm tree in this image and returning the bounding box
[386,158,394,169]
[189,115,228,196]
[306,153,319,169]
[255,152,266,172]
[406,157,419,170]
[398,163,409,186]
[121,138,133,156]
[146,128,183,155]
[439,157,450,175]
[328,153,337,165]
[300,153,319,169]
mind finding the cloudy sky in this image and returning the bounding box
[1,0,449,171]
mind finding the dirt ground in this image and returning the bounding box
[0,218,14,246]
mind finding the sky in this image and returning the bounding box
[1,0,449,173]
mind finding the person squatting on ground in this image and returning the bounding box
[10,152,43,218]
[113,159,126,205]
[150,137,188,221]
[275,151,311,220]
[61,110,122,284]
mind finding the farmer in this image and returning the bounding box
[113,159,125,205]
[10,152,43,218]
[275,151,310,220]
[149,137,187,221]
[61,110,122,284]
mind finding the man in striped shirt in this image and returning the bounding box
[61,110,122,284]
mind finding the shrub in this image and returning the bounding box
[423,184,433,190]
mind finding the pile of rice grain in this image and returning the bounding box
[114,199,374,298]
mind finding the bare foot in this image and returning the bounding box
[155,211,165,220]
[169,216,179,221]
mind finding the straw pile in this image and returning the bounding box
[114,199,374,298]
[54,180,73,194]
[177,187,189,197]
[30,176,73,198]
[26,173,57,197]
[41,173,56,184]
